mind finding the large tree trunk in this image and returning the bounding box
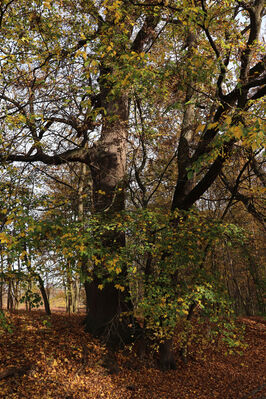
[84,98,136,346]
[159,33,196,370]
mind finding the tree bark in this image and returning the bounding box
[0,254,3,310]
[159,339,176,371]
[81,32,145,342]
[7,281,13,311]
[159,32,196,370]
[37,274,51,316]
[84,98,136,346]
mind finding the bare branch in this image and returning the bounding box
[239,0,264,83]
[220,172,266,230]
[0,147,91,166]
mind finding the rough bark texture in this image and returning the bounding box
[82,13,159,349]
[84,98,135,346]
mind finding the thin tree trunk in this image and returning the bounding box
[7,281,13,311]
[241,246,265,315]
[7,259,13,311]
[72,277,79,313]
[65,266,72,314]
[12,280,19,310]
[22,243,51,315]
[0,283,2,310]
[0,254,3,310]
[26,281,32,312]
[37,274,51,315]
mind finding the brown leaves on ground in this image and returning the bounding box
[0,311,265,399]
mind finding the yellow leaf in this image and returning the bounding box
[224,116,232,126]
[0,232,9,244]
[196,124,205,134]
[43,0,51,9]
[115,284,125,292]
[20,250,27,259]
[207,122,219,130]
[230,125,242,139]
[251,141,258,151]
[81,51,87,60]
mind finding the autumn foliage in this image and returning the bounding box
[0,310,265,399]
[0,0,265,381]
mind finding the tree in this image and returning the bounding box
[0,164,52,314]
[0,0,265,369]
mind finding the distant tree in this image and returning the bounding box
[0,166,51,314]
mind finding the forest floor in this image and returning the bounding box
[0,310,265,399]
